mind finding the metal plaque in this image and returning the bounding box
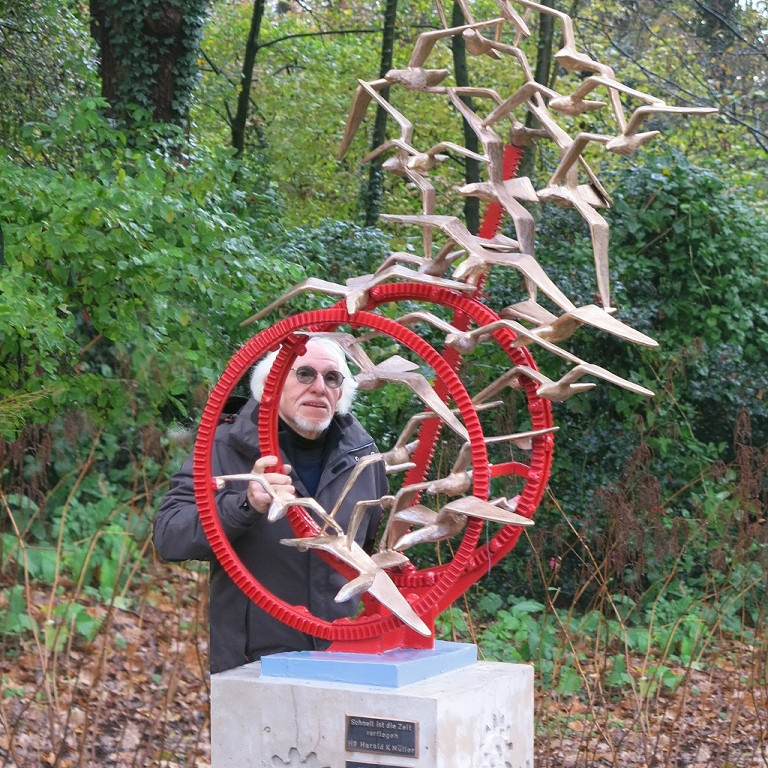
[346,762,414,768]
[345,715,418,757]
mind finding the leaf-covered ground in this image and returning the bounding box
[1,563,765,767]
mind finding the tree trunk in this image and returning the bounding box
[88,0,207,129]
[145,3,187,124]
[231,0,267,155]
[89,0,117,112]
[519,0,555,180]
[452,1,480,234]
[363,0,399,227]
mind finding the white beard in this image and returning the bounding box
[291,413,332,438]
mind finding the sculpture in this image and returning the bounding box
[193,0,715,653]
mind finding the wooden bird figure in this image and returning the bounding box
[392,309,656,396]
[355,79,487,180]
[384,399,503,463]
[379,213,574,314]
[477,359,654,403]
[338,72,449,160]
[212,470,296,523]
[349,81,439,242]
[496,365,597,402]
[355,79,414,156]
[392,495,534,551]
[242,264,475,324]
[606,104,718,155]
[480,80,560,128]
[240,277,369,325]
[519,106,614,309]
[548,75,663,120]
[371,241,466,279]
[214,453,385,524]
[379,155,438,229]
[384,67,453,91]
[501,301,658,347]
[448,0,530,33]
[407,18,505,67]
[280,502,430,636]
[458,176,539,207]
[436,427,558,481]
[447,87,542,257]
[493,0,531,35]
[513,0,603,73]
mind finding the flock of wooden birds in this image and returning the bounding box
[224,0,716,633]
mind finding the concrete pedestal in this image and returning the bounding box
[211,644,533,768]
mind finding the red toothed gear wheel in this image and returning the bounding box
[192,145,555,653]
[192,293,554,654]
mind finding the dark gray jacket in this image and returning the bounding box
[153,399,387,673]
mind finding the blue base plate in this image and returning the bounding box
[260,641,478,688]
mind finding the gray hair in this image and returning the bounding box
[249,337,358,415]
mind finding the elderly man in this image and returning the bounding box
[153,338,388,673]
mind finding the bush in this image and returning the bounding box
[478,150,768,605]
[0,1,97,161]
[0,97,305,441]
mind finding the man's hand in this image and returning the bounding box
[246,455,295,514]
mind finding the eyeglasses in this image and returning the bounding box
[291,366,345,389]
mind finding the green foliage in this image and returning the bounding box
[477,149,768,610]
[0,96,304,440]
[0,585,33,638]
[611,153,768,352]
[0,0,98,160]
[460,429,767,697]
[194,0,458,224]
[1,0,765,705]
[282,219,392,282]
[441,557,765,698]
[0,420,192,650]
[608,150,768,447]
[194,0,381,221]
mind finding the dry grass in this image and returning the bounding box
[1,426,765,766]
[1,544,766,767]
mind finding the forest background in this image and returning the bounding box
[0,0,767,766]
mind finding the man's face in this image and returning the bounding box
[278,344,344,438]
